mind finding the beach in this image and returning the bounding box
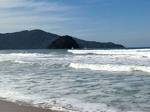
[0,100,58,112]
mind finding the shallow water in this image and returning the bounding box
[0,49,150,112]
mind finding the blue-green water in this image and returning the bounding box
[0,49,150,112]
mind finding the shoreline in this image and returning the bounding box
[0,100,60,112]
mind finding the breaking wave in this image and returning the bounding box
[70,63,150,73]
[0,49,149,112]
[68,49,150,57]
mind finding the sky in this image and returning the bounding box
[0,0,150,47]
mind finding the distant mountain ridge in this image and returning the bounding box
[0,30,59,49]
[0,29,125,49]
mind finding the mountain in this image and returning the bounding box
[0,29,125,49]
[0,29,59,49]
[74,38,124,49]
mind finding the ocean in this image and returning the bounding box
[0,49,150,112]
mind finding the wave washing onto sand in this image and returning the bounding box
[0,50,149,112]
[0,89,119,112]
[70,63,150,73]
[0,88,73,112]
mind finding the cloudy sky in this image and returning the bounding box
[0,0,150,47]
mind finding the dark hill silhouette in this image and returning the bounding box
[74,38,124,49]
[49,35,80,49]
[0,29,125,49]
[0,29,59,49]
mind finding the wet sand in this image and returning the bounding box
[0,100,60,112]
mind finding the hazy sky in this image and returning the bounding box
[0,0,150,47]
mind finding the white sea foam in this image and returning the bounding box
[0,89,34,103]
[0,50,149,112]
[68,49,150,58]
[0,53,53,59]
[70,63,150,73]
[48,98,118,112]
[0,53,55,63]
[0,89,118,112]
[0,89,73,112]
[13,60,31,64]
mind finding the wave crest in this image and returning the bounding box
[68,49,150,57]
[70,63,150,73]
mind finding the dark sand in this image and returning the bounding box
[0,100,60,112]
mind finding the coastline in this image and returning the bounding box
[0,100,60,112]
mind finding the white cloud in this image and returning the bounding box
[0,0,74,32]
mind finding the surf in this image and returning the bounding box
[70,63,150,73]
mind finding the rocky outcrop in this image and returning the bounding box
[49,35,80,49]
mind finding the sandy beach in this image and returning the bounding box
[0,100,59,112]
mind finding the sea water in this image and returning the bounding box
[0,49,150,112]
